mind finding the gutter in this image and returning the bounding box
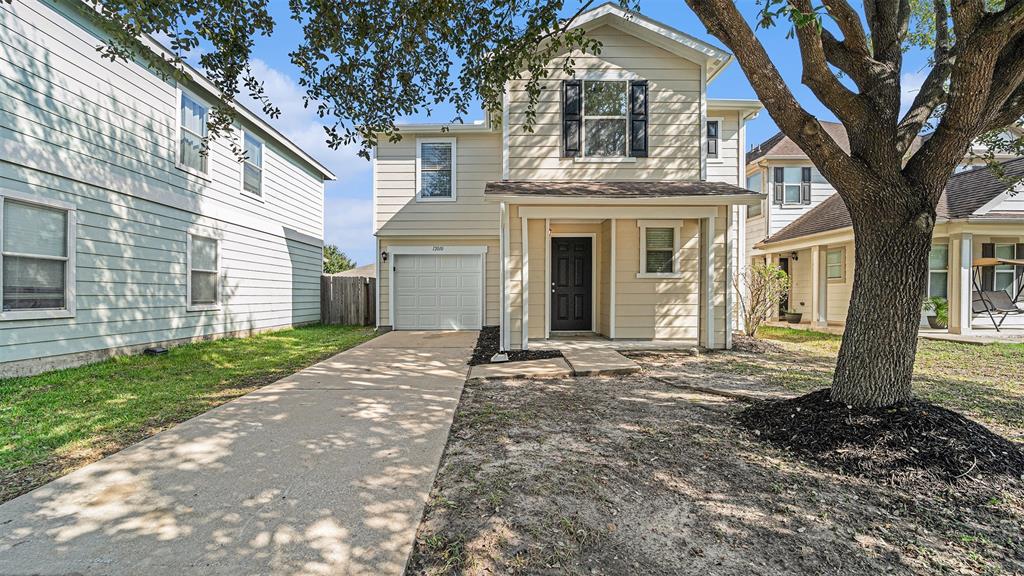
[483,193,767,206]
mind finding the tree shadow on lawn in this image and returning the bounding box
[408,375,1024,576]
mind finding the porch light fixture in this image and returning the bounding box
[381,250,388,262]
[790,251,799,261]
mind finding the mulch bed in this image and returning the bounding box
[467,326,563,366]
[737,388,1024,489]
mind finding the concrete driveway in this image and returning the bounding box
[0,331,476,576]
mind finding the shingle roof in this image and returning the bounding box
[485,180,759,198]
[759,157,1024,245]
[746,121,850,163]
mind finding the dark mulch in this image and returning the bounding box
[737,388,1024,489]
[467,326,563,366]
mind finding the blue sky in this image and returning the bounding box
[236,1,931,264]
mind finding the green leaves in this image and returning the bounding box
[323,244,355,274]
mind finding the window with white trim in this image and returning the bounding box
[638,221,680,277]
[826,247,845,281]
[706,120,720,159]
[417,139,455,200]
[583,80,628,157]
[241,131,263,197]
[187,234,220,309]
[780,167,803,204]
[179,91,209,174]
[746,172,763,217]
[1,196,75,318]
[928,244,948,298]
[995,244,1017,296]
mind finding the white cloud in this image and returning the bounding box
[900,70,929,115]
[237,59,375,264]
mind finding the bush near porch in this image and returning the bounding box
[0,324,376,503]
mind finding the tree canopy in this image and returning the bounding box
[323,245,355,274]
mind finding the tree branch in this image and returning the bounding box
[684,0,868,191]
[820,0,869,55]
[896,0,952,153]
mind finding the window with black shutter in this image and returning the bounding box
[562,80,581,157]
[706,120,719,158]
[773,167,785,205]
[801,167,812,204]
[629,80,648,157]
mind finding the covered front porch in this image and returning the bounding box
[487,180,764,352]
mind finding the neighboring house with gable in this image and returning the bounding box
[754,158,1024,334]
[0,0,335,376]
[372,3,763,350]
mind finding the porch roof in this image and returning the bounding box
[484,180,762,202]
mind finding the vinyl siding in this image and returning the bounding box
[706,110,741,186]
[826,242,855,324]
[506,25,702,181]
[0,0,325,373]
[763,160,835,236]
[374,132,501,236]
[376,236,500,328]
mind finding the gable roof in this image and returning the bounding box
[758,157,1024,246]
[570,3,733,81]
[747,121,850,163]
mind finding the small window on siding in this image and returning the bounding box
[826,247,845,281]
[417,139,456,200]
[188,234,219,310]
[242,131,263,197]
[928,244,948,298]
[583,80,628,157]
[178,91,209,174]
[706,120,720,158]
[746,172,763,217]
[777,167,805,204]
[644,227,675,274]
[1,197,75,319]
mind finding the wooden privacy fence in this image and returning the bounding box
[321,275,376,326]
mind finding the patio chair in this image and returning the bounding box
[972,290,1024,331]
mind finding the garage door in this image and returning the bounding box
[393,253,483,330]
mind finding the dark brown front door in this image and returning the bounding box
[551,237,592,331]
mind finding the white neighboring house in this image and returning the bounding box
[372,3,763,350]
[0,0,335,376]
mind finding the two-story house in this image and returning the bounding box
[372,3,762,351]
[0,0,335,376]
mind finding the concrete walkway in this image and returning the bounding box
[0,331,476,576]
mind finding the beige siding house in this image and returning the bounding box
[755,158,1024,335]
[373,4,762,350]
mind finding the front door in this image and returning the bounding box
[551,237,592,331]
[778,257,790,315]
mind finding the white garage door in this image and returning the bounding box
[393,253,483,330]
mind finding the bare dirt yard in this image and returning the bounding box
[407,331,1024,575]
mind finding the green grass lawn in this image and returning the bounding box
[750,326,1024,436]
[0,324,376,502]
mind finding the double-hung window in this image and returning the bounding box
[178,90,209,175]
[994,244,1017,296]
[638,221,680,277]
[1,195,76,319]
[187,234,220,310]
[241,131,263,197]
[582,80,628,157]
[746,172,763,217]
[706,119,720,159]
[781,167,803,204]
[826,247,845,282]
[417,138,456,200]
[928,244,948,298]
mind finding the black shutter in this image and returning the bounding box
[706,120,718,157]
[562,79,581,158]
[773,167,784,205]
[801,167,812,204]
[981,243,995,291]
[628,80,648,158]
[1016,244,1024,296]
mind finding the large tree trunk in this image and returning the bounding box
[830,182,936,407]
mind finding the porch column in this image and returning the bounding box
[703,216,716,349]
[949,233,973,335]
[521,215,529,350]
[609,218,617,339]
[810,245,827,328]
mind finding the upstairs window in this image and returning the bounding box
[417,138,456,201]
[706,120,720,159]
[241,131,263,197]
[773,166,812,205]
[746,172,763,217]
[187,234,220,310]
[178,91,209,175]
[582,80,628,157]
[1,195,76,319]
